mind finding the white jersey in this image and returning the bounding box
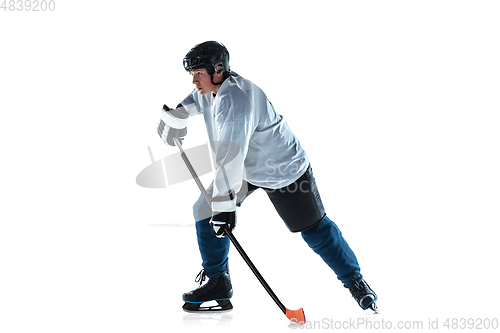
[181,72,309,202]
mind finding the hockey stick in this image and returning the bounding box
[173,138,305,323]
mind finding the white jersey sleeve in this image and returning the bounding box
[180,90,204,117]
[210,85,254,209]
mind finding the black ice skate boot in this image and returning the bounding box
[349,277,378,313]
[182,269,233,313]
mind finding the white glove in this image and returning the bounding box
[157,104,189,146]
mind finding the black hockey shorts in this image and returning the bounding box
[236,165,326,233]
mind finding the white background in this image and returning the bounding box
[1,1,499,332]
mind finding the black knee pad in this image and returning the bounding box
[265,166,326,232]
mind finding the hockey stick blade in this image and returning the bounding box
[286,307,306,323]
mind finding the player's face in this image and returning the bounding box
[190,68,214,95]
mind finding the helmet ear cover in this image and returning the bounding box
[210,68,229,86]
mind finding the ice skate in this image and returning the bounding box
[182,269,233,313]
[349,277,378,313]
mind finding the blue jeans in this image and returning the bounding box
[193,189,362,287]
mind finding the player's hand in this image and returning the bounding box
[210,211,236,238]
[157,104,189,146]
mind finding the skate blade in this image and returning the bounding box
[369,302,379,314]
[183,308,233,314]
[183,299,233,313]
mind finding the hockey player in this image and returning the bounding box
[157,41,378,314]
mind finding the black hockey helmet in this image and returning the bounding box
[183,41,230,84]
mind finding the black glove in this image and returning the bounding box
[157,104,189,146]
[210,211,236,238]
